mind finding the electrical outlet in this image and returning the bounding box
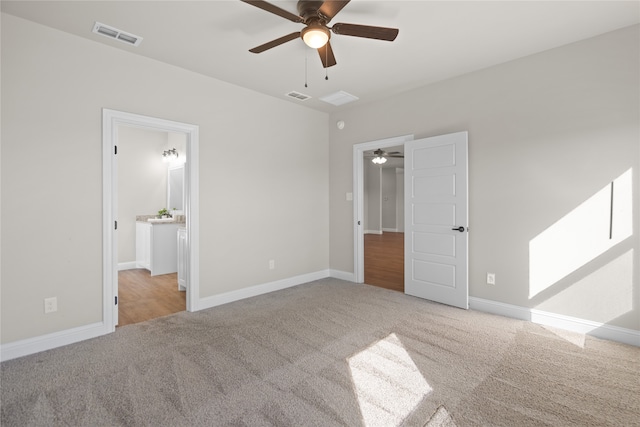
[486,273,496,285]
[269,260,275,270]
[44,297,57,314]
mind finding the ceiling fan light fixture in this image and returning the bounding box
[301,25,329,48]
[372,156,387,165]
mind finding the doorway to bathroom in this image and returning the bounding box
[102,109,200,330]
[116,125,186,326]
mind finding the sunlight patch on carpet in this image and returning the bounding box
[426,405,457,427]
[540,324,587,348]
[348,333,432,426]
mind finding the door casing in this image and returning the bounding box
[353,134,414,283]
[102,109,200,330]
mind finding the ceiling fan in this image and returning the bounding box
[240,0,399,68]
[365,148,404,164]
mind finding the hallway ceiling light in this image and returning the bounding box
[372,156,387,165]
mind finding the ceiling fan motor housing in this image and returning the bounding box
[297,0,326,21]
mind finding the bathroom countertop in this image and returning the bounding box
[136,214,186,225]
[137,220,186,225]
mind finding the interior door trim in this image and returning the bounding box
[102,109,200,330]
[352,134,414,283]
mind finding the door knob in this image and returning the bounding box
[452,226,465,232]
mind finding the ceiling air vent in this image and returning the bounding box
[286,91,311,101]
[92,22,143,47]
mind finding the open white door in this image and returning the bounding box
[404,131,468,309]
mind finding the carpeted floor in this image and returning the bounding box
[1,278,639,426]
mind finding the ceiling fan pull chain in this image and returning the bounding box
[325,46,329,81]
[305,50,308,88]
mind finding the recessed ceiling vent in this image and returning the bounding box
[286,91,311,101]
[92,22,143,47]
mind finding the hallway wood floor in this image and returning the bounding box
[364,232,404,293]
[118,269,185,326]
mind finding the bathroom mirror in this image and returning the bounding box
[168,164,184,214]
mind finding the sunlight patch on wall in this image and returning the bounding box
[529,169,633,298]
[536,248,634,327]
[348,333,432,427]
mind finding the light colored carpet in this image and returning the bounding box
[425,406,456,427]
[1,278,639,426]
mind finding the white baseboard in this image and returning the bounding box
[330,269,356,282]
[382,228,399,232]
[6,280,635,362]
[469,297,640,347]
[1,270,333,362]
[118,262,137,271]
[195,270,331,311]
[0,322,110,362]
[364,230,383,235]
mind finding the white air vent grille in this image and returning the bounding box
[286,91,311,101]
[92,22,143,47]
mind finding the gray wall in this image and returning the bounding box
[364,161,381,233]
[1,14,329,343]
[329,25,640,331]
[381,168,397,231]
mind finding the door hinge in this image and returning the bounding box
[115,296,118,305]
[114,220,118,230]
[114,145,117,155]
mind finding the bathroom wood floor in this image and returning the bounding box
[364,232,404,293]
[118,269,185,326]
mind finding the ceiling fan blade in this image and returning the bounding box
[318,0,350,22]
[331,23,399,41]
[240,0,303,23]
[249,32,301,53]
[318,41,337,68]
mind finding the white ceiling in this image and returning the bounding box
[2,1,638,113]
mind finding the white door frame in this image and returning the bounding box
[353,134,414,283]
[102,109,200,330]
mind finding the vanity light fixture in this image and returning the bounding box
[162,148,179,162]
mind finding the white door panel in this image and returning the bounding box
[414,232,456,258]
[414,203,456,225]
[413,260,456,287]
[405,132,468,309]
[414,175,456,196]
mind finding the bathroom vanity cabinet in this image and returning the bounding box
[136,221,180,276]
